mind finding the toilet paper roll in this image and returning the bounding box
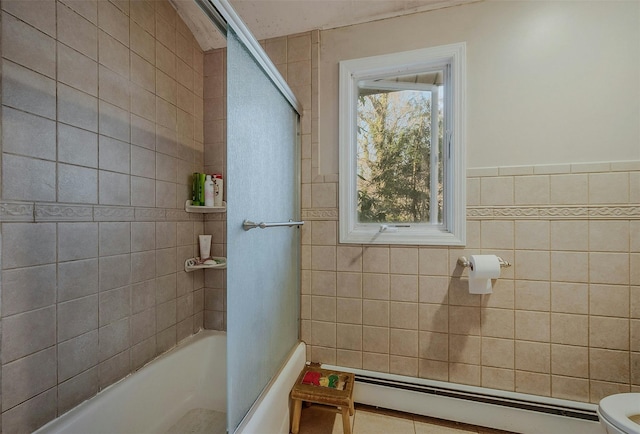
[469,255,501,294]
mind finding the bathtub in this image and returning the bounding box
[35,330,306,434]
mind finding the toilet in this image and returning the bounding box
[598,394,640,434]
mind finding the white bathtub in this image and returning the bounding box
[35,330,306,434]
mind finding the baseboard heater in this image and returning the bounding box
[323,365,602,434]
[356,373,598,421]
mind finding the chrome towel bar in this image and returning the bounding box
[242,219,305,231]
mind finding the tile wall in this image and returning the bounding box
[0,0,207,431]
[280,31,640,405]
[302,162,640,404]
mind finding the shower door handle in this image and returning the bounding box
[242,219,305,231]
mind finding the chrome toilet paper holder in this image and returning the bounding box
[457,256,511,270]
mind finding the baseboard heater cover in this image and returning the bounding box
[355,373,598,422]
[321,365,601,434]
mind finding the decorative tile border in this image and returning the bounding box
[35,204,93,222]
[0,202,199,223]
[302,208,338,221]
[468,205,640,220]
[301,205,640,221]
[0,202,34,222]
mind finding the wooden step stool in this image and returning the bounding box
[290,366,355,434]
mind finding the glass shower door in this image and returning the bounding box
[225,28,301,433]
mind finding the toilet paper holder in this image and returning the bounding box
[457,256,511,270]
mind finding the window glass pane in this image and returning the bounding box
[356,75,444,224]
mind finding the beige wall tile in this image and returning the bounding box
[418,358,448,381]
[312,220,337,246]
[98,0,129,46]
[418,303,448,333]
[550,251,588,283]
[336,349,362,369]
[363,247,389,273]
[590,316,629,350]
[515,310,550,342]
[480,221,514,250]
[363,273,389,300]
[336,298,362,324]
[515,371,550,396]
[311,295,336,322]
[311,270,336,296]
[481,307,514,339]
[418,331,448,361]
[550,313,588,346]
[389,302,418,329]
[482,337,514,369]
[362,326,389,353]
[590,284,629,317]
[449,334,480,364]
[336,323,362,350]
[550,221,588,251]
[482,366,514,391]
[590,252,630,285]
[361,352,388,372]
[390,355,418,377]
[311,183,336,208]
[590,348,629,383]
[336,272,361,298]
[449,306,480,335]
[514,250,550,281]
[590,221,630,252]
[311,321,336,347]
[390,275,418,302]
[418,248,449,276]
[515,221,549,250]
[311,246,336,271]
[552,376,589,402]
[551,282,588,314]
[418,276,449,304]
[515,280,550,312]
[549,174,588,205]
[389,329,418,357]
[480,177,513,205]
[589,172,629,204]
[590,381,631,404]
[551,344,588,378]
[515,341,550,373]
[390,248,418,275]
[363,300,389,327]
[514,175,549,205]
[449,363,480,386]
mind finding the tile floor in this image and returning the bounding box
[296,404,518,434]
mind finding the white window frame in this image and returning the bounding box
[339,43,466,246]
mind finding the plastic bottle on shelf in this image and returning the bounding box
[204,174,214,207]
[213,174,224,207]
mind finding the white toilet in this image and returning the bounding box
[598,393,640,434]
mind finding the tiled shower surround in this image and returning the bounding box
[0,0,208,431]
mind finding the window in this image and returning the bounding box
[339,43,466,245]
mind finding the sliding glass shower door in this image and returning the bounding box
[226,27,301,433]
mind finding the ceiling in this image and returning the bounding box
[171,0,479,50]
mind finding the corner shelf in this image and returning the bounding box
[185,200,226,213]
[185,257,227,272]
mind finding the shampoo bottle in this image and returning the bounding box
[204,174,214,206]
[213,174,224,207]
